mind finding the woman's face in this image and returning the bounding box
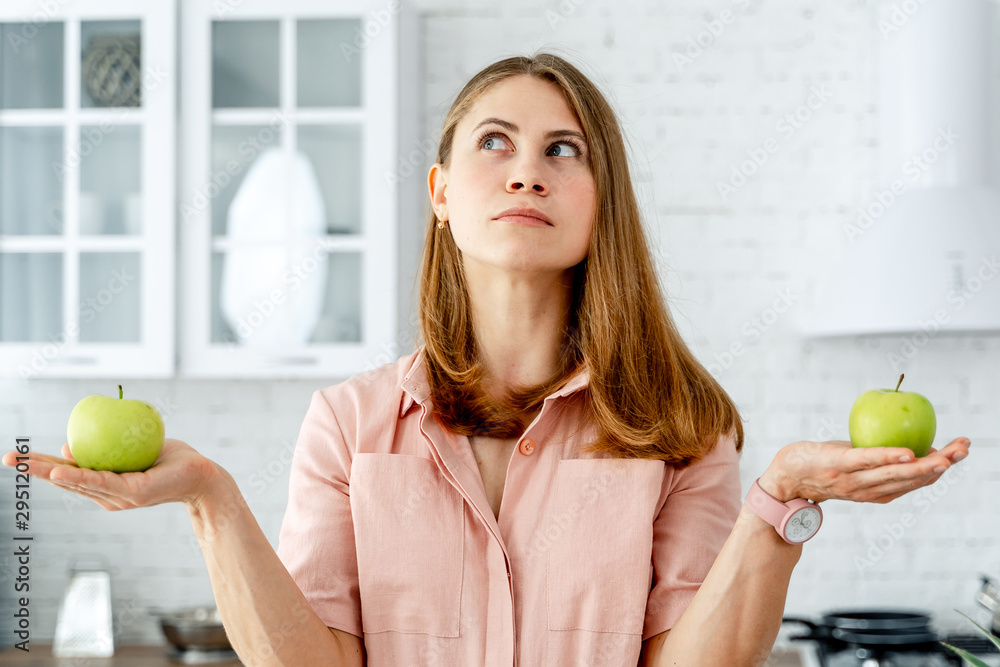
[429,75,596,278]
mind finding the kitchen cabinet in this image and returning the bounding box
[1,0,417,379]
[0,0,176,378]
[178,0,413,377]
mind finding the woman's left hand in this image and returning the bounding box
[758,437,970,504]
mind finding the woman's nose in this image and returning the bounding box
[506,156,548,194]
[508,180,545,193]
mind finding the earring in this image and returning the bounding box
[437,219,446,229]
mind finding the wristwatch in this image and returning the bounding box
[744,478,823,544]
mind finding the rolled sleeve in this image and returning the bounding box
[642,433,742,640]
[276,389,363,638]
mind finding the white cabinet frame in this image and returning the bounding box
[178,0,402,378]
[0,0,176,378]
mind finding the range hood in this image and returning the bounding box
[797,0,1000,337]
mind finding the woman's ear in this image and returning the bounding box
[428,163,449,222]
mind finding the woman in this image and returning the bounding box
[4,53,970,666]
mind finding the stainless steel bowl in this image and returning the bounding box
[156,606,232,652]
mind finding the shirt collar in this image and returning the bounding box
[399,348,431,417]
[399,347,589,418]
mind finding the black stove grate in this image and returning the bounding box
[940,633,1000,654]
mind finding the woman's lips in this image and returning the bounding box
[494,214,551,227]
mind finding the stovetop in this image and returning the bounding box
[822,650,956,667]
[791,633,1000,667]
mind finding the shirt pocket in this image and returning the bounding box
[350,453,464,637]
[545,458,665,635]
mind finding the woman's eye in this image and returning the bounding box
[548,141,580,158]
[481,134,510,151]
[478,132,583,158]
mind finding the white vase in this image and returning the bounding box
[218,147,329,347]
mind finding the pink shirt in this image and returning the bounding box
[276,348,741,666]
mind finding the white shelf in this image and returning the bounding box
[211,108,366,125]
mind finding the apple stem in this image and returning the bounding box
[895,374,904,392]
[118,384,123,400]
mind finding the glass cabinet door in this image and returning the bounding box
[79,123,143,236]
[0,22,64,110]
[209,17,364,350]
[0,253,62,341]
[0,2,176,378]
[181,0,403,377]
[0,126,64,236]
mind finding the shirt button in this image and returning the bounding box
[519,438,535,455]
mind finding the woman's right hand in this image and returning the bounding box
[1,439,220,511]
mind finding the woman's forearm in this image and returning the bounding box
[654,504,802,666]
[186,464,364,667]
[647,436,970,666]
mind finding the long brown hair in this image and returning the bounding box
[418,52,743,466]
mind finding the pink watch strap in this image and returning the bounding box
[745,478,821,544]
[745,479,792,527]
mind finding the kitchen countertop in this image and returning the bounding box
[767,648,810,667]
[1,645,808,666]
[0,645,243,666]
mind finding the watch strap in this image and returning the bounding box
[745,478,822,544]
[744,478,791,528]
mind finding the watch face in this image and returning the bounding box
[785,506,822,543]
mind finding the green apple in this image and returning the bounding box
[67,385,165,472]
[849,374,936,458]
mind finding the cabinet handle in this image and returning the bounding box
[45,356,98,365]
[264,357,318,366]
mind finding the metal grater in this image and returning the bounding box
[52,566,115,657]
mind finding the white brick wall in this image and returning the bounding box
[1,0,997,647]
